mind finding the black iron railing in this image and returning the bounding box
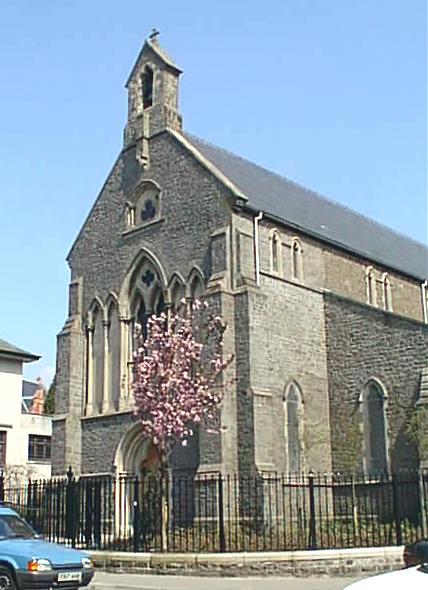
[0,469,427,553]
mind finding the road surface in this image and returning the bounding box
[90,571,362,589]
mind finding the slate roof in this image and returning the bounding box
[185,134,428,280]
[0,338,39,362]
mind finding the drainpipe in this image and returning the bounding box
[422,280,428,324]
[253,211,263,286]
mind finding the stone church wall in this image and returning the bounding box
[57,131,236,475]
[241,275,332,473]
[324,292,428,472]
[257,218,424,325]
[323,248,423,323]
[81,412,133,474]
[68,131,233,312]
[257,221,325,291]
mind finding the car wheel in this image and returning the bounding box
[0,567,16,590]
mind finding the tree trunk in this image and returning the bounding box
[160,455,169,552]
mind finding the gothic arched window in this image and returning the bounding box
[284,383,304,473]
[361,381,388,475]
[107,300,121,411]
[170,277,186,312]
[189,271,204,302]
[382,273,393,312]
[292,239,303,281]
[270,232,280,273]
[92,303,104,414]
[142,66,153,109]
[129,257,166,346]
[366,267,377,306]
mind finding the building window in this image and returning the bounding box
[189,272,204,301]
[285,383,303,473]
[0,431,6,467]
[108,301,121,411]
[133,182,161,229]
[92,303,104,413]
[28,435,51,462]
[125,201,136,228]
[424,282,428,324]
[382,273,393,312]
[270,232,280,273]
[361,381,388,475]
[292,239,303,281]
[366,267,377,306]
[170,277,186,312]
[129,258,166,345]
[142,66,153,109]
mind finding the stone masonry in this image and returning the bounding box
[53,36,428,478]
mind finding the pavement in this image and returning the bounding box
[89,571,362,589]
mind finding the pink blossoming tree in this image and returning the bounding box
[132,299,233,470]
[132,300,233,549]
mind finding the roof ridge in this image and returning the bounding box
[185,133,428,251]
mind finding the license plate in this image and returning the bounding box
[57,572,82,583]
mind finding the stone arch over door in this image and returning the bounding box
[113,423,161,542]
[114,422,154,475]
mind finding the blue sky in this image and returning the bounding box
[0,0,426,385]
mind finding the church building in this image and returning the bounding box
[53,35,428,477]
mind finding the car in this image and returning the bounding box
[403,538,428,567]
[0,505,94,589]
[343,564,428,589]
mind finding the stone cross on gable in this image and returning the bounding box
[149,28,160,42]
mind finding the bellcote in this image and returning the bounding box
[124,33,183,151]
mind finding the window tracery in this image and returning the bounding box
[128,257,166,344]
[124,181,161,231]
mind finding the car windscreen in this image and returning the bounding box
[0,515,36,539]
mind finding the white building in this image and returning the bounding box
[0,338,52,480]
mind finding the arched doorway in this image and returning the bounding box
[114,423,152,475]
[113,424,161,546]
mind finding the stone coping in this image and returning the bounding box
[90,546,405,577]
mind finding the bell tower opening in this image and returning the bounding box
[142,66,153,109]
[124,32,183,149]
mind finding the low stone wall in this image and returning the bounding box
[90,546,404,577]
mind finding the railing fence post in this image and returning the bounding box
[133,476,140,552]
[391,472,402,546]
[65,466,77,547]
[308,472,317,549]
[0,470,4,502]
[218,473,226,552]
